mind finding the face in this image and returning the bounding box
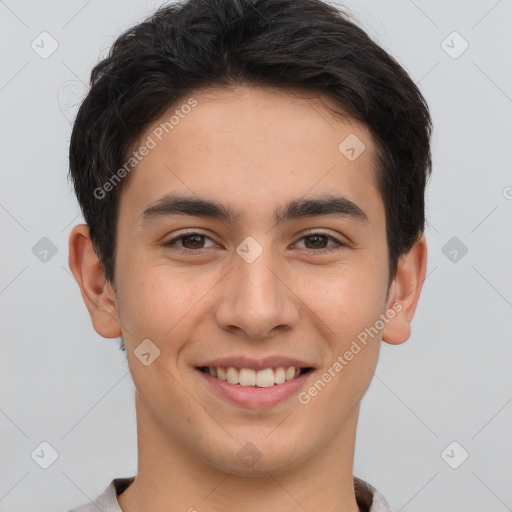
[95,85,400,474]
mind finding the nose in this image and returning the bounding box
[213,247,300,339]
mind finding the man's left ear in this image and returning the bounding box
[382,234,427,345]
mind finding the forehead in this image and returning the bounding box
[117,84,383,230]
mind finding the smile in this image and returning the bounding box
[197,366,313,388]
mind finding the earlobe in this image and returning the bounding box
[382,234,428,345]
[68,224,123,339]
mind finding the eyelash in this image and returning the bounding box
[162,230,346,255]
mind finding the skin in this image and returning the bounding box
[69,84,427,512]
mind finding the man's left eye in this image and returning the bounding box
[294,233,345,252]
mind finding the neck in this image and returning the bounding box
[118,393,362,512]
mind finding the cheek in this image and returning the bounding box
[115,262,224,375]
[116,267,200,400]
[297,261,386,337]
[116,255,200,330]
[302,290,382,425]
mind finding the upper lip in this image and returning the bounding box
[196,355,316,371]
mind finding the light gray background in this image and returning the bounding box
[1,1,511,511]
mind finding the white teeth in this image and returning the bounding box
[274,367,286,384]
[256,368,275,388]
[285,367,296,381]
[239,368,256,386]
[226,367,239,384]
[204,366,306,387]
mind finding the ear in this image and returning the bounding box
[68,224,122,338]
[381,234,427,345]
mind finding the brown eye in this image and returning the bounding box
[180,234,206,249]
[295,232,345,253]
[162,232,217,252]
[303,234,329,249]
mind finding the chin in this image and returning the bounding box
[198,434,308,477]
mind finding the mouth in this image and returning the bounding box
[196,365,314,388]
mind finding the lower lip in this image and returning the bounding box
[196,368,315,408]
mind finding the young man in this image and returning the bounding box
[66,0,431,510]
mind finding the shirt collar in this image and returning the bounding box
[89,475,392,512]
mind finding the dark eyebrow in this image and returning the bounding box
[138,193,369,226]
